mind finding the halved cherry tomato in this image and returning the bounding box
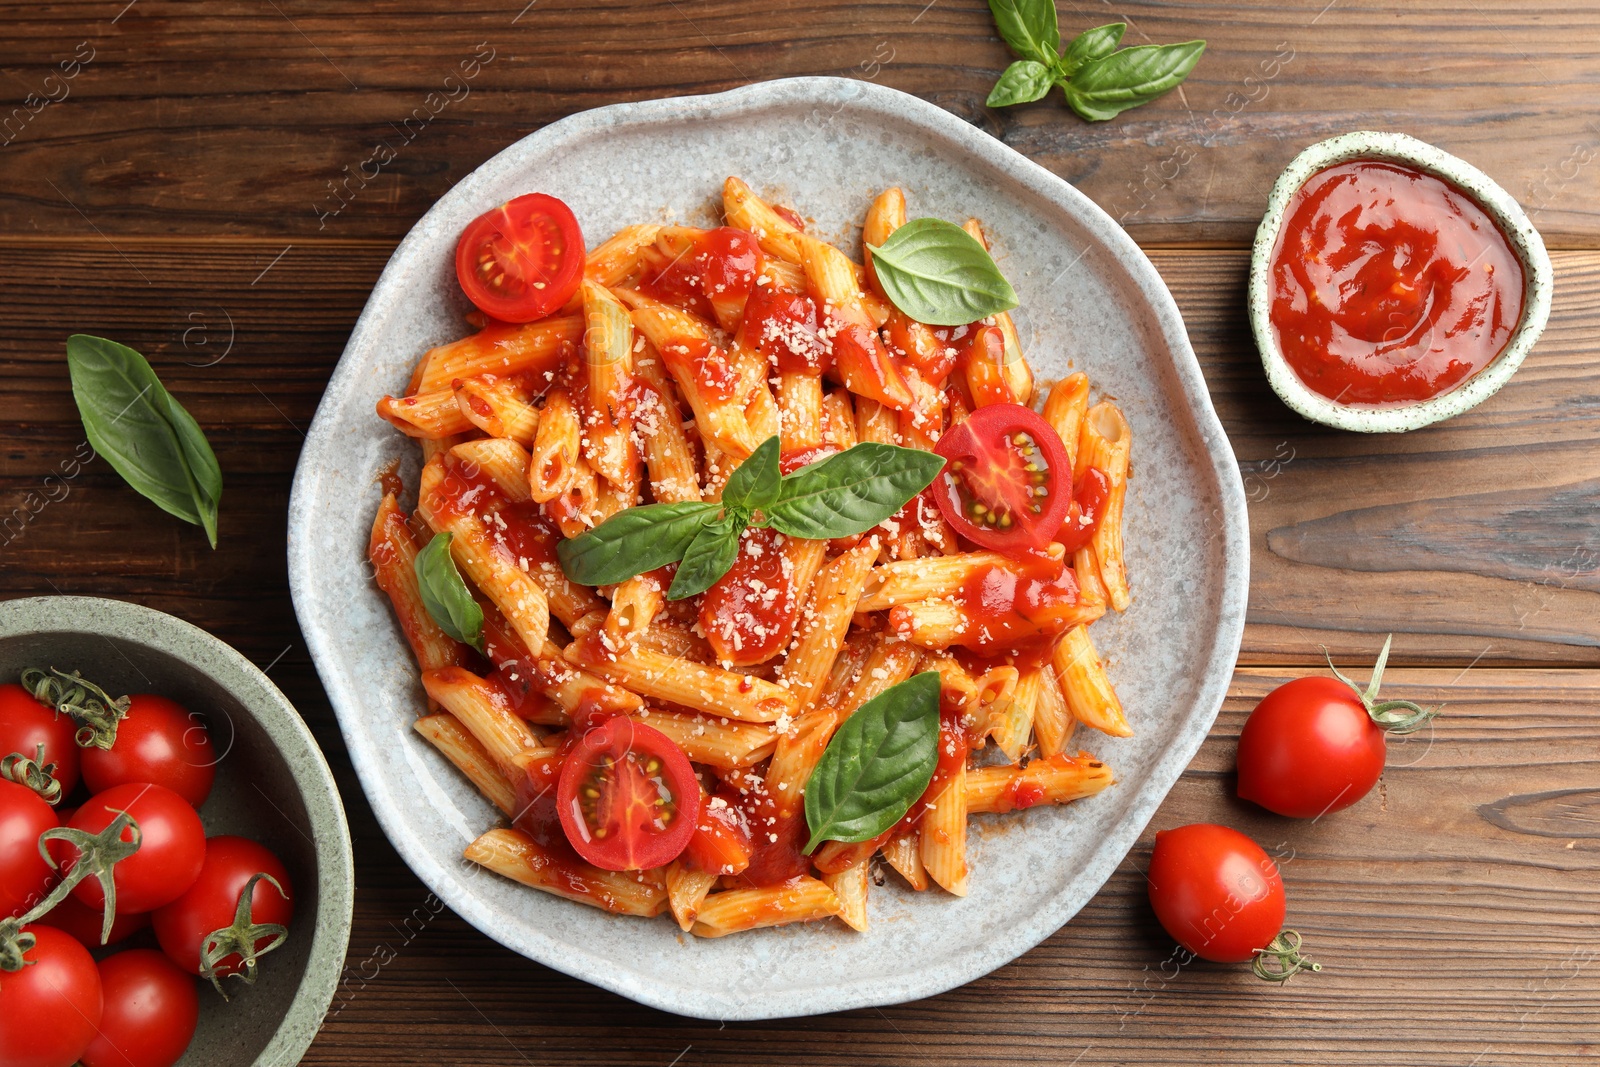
[0,682,80,799]
[59,783,205,915]
[555,718,700,872]
[79,949,199,1067]
[0,778,59,919]
[0,925,102,1067]
[82,694,216,809]
[454,193,584,323]
[931,402,1073,552]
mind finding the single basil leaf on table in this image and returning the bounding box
[65,333,223,548]
[1059,22,1125,77]
[765,443,945,541]
[865,218,1019,327]
[556,500,719,586]
[414,533,486,652]
[987,0,1061,65]
[803,671,942,852]
[987,60,1055,107]
[666,512,745,601]
[721,434,781,512]
[1063,40,1206,122]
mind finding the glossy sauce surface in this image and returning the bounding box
[954,556,1081,659]
[1269,160,1523,405]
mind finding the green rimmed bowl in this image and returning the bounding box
[0,596,352,1067]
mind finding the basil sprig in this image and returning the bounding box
[803,672,942,853]
[984,1,1205,122]
[66,334,222,547]
[415,532,486,652]
[865,219,1019,327]
[556,436,943,600]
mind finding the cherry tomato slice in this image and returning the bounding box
[555,718,700,872]
[454,193,584,323]
[932,402,1073,552]
[81,694,216,809]
[79,949,199,1067]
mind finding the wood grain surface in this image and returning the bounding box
[1,0,1597,1063]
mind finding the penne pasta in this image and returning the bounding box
[665,859,719,932]
[920,760,969,896]
[413,713,516,817]
[422,666,541,772]
[1079,401,1132,612]
[690,877,842,937]
[882,828,928,891]
[415,316,583,396]
[823,861,870,932]
[965,752,1115,813]
[1054,624,1131,737]
[369,493,466,674]
[466,828,667,917]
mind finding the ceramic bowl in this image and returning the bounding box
[1248,130,1553,433]
[0,596,353,1067]
[288,76,1248,1020]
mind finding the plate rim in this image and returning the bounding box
[289,74,1248,1020]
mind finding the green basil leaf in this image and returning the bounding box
[803,672,942,852]
[65,334,222,548]
[556,500,719,587]
[666,513,744,601]
[1063,40,1206,122]
[765,443,944,541]
[986,60,1055,108]
[987,0,1060,65]
[865,218,1019,327]
[414,533,485,652]
[1059,22,1124,77]
[721,435,781,512]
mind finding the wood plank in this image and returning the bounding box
[0,1,1596,245]
[291,667,1600,1064]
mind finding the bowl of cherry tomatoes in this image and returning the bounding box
[0,596,353,1067]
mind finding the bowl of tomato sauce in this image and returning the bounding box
[1249,130,1552,432]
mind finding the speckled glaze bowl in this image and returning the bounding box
[0,597,352,1067]
[288,76,1248,1020]
[1249,130,1553,433]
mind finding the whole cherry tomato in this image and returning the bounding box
[1146,823,1317,980]
[0,924,103,1067]
[79,949,200,1067]
[81,694,216,808]
[152,835,294,981]
[1237,636,1437,819]
[58,783,205,915]
[0,682,79,799]
[33,891,151,949]
[0,778,59,919]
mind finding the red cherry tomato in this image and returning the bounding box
[454,193,584,323]
[82,695,216,809]
[0,925,103,1067]
[0,682,79,797]
[0,779,59,919]
[152,835,294,979]
[555,718,700,872]
[79,949,199,1067]
[932,402,1074,552]
[34,891,151,948]
[1147,824,1287,964]
[1236,676,1389,819]
[60,783,205,915]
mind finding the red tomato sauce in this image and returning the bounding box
[1268,160,1524,406]
[660,337,738,403]
[698,526,798,666]
[953,556,1080,658]
[741,286,831,375]
[640,227,762,324]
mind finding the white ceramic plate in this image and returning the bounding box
[289,76,1248,1020]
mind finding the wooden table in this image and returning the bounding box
[3,2,1597,1063]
